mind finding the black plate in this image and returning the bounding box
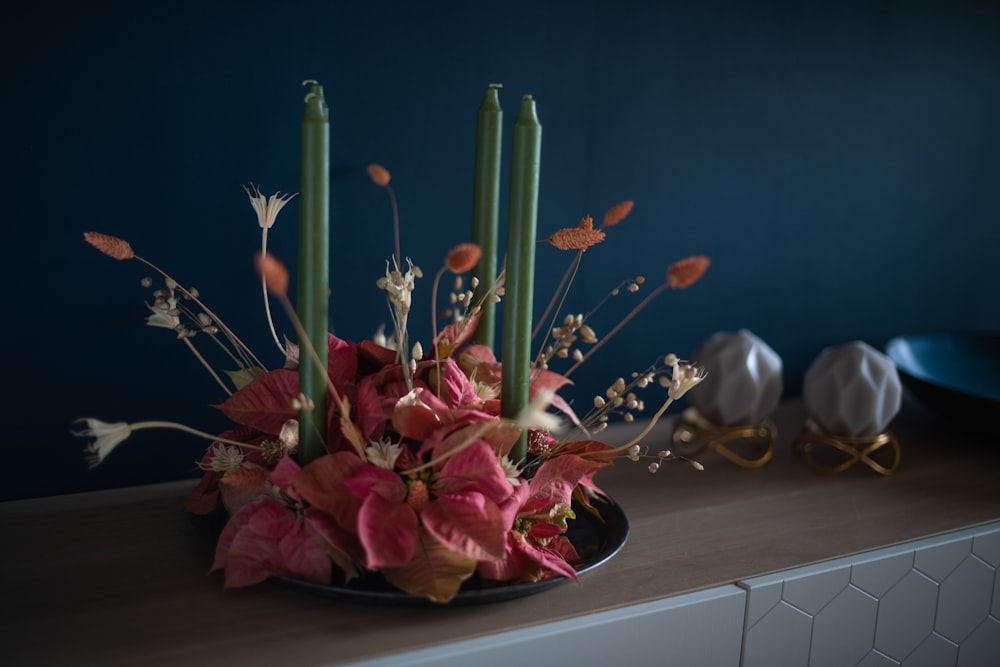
[272,497,629,606]
[886,332,1000,426]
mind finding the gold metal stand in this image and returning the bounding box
[671,408,776,469]
[794,419,901,475]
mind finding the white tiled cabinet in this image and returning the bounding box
[740,522,1000,667]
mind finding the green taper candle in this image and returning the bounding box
[297,80,329,464]
[501,95,541,462]
[471,84,503,350]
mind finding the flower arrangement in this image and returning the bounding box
[74,87,709,604]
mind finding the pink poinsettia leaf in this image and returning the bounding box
[344,464,407,503]
[382,528,477,603]
[269,454,301,492]
[434,439,512,504]
[391,389,444,440]
[426,358,482,408]
[213,499,295,588]
[514,532,580,582]
[421,491,505,561]
[476,537,524,582]
[432,314,479,360]
[528,454,603,509]
[291,452,364,530]
[496,483,531,529]
[303,508,362,582]
[276,521,332,585]
[216,369,299,435]
[529,368,572,393]
[357,492,419,569]
[210,498,261,573]
[546,391,582,426]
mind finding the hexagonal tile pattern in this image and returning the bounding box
[857,651,901,667]
[810,584,877,667]
[935,556,995,643]
[740,522,1000,667]
[875,569,938,660]
[902,633,958,667]
[742,601,812,667]
[958,616,1000,667]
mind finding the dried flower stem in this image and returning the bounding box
[260,227,287,358]
[563,281,669,378]
[181,337,232,396]
[532,250,583,365]
[133,254,266,371]
[132,421,264,450]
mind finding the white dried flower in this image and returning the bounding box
[365,438,403,470]
[498,455,523,487]
[73,419,133,468]
[202,444,245,473]
[516,389,563,433]
[244,184,295,229]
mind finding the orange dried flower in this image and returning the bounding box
[546,215,606,251]
[601,200,634,227]
[83,231,135,260]
[367,163,391,187]
[445,242,482,273]
[255,252,290,297]
[667,255,710,289]
[220,467,267,488]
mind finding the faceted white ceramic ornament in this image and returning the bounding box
[803,341,902,437]
[687,329,783,426]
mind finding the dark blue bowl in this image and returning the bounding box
[886,332,1000,425]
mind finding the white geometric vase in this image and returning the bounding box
[802,341,902,438]
[687,329,783,426]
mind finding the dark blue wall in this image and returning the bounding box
[4,1,998,500]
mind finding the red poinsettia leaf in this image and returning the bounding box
[421,491,506,561]
[354,377,390,440]
[216,369,299,435]
[211,498,260,573]
[434,439,512,504]
[381,528,477,603]
[327,334,359,388]
[184,471,220,514]
[527,522,563,540]
[291,452,364,531]
[356,492,419,569]
[303,508,362,582]
[391,389,444,440]
[357,339,397,370]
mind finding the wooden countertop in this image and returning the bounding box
[2,398,998,666]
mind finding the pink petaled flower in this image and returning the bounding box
[478,454,607,583]
[211,456,359,588]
